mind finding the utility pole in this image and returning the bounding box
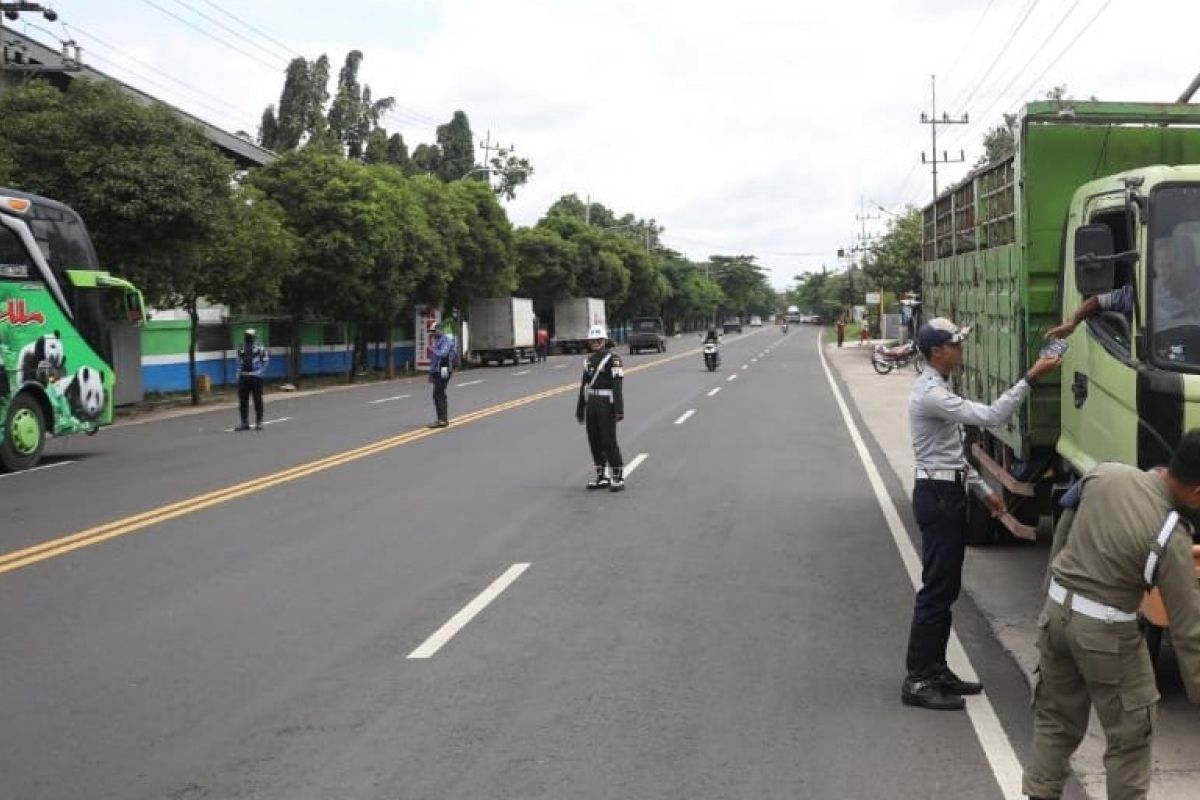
[920,74,968,256]
[1,3,82,88]
[477,129,515,185]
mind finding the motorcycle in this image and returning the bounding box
[703,341,720,371]
[871,341,924,375]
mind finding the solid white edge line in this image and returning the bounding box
[815,333,1025,798]
[407,563,531,659]
[674,409,696,425]
[707,387,721,397]
[0,460,77,479]
[624,453,648,475]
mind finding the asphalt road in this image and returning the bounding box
[0,327,1068,799]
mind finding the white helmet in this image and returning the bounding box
[586,324,607,340]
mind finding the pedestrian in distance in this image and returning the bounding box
[235,328,268,431]
[427,322,456,429]
[1022,436,1200,800]
[902,317,1062,711]
[836,317,846,348]
[537,326,550,362]
[576,324,625,492]
[859,320,871,347]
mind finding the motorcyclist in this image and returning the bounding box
[703,327,721,344]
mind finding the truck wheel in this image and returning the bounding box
[1,393,46,472]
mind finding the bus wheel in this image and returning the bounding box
[1,393,46,472]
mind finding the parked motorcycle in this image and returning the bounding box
[703,342,720,371]
[871,341,924,375]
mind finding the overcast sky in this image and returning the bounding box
[10,0,1200,287]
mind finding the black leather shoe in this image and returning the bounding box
[901,676,965,711]
[234,423,250,431]
[935,667,982,696]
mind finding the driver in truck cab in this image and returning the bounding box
[1048,234,1200,358]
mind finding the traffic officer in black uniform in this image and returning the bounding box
[576,324,625,492]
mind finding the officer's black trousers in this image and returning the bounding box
[238,375,263,424]
[431,374,450,422]
[911,479,967,628]
[585,398,623,470]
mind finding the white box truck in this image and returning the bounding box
[468,297,537,365]
[553,297,606,354]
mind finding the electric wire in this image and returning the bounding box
[134,0,285,73]
[169,0,293,65]
[196,0,304,59]
[942,0,998,81]
[1009,0,1116,114]
[951,0,1042,112]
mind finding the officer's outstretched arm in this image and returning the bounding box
[1159,533,1200,703]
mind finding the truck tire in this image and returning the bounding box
[1,392,46,472]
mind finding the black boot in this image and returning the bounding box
[931,618,982,695]
[235,420,250,431]
[901,622,965,711]
[587,466,610,490]
[609,467,625,492]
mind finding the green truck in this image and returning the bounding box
[921,101,1200,542]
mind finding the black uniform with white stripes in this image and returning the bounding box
[576,347,624,471]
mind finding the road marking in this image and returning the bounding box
[408,563,530,659]
[512,370,530,376]
[624,453,648,475]
[554,364,566,369]
[727,374,738,382]
[815,334,1024,798]
[707,387,721,397]
[455,379,485,387]
[674,409,696,425]
[222,417,293,433]
[0,343,709,577]
[0,460,76,480]
[369,394,411,405]
[741,364,748,370]
[751,358,758,363]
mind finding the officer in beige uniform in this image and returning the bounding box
[1023,434,1200,800]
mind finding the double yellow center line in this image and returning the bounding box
[0,343,710,576]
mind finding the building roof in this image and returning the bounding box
[0,27,276,169]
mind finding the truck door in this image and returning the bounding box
[1058,205,1140,472]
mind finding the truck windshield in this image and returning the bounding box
[1148,185,1200,368]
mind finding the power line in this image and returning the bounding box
[943,0,1089,153]
[196,0,303,59]
[949,0,1041,112]
[941,0,998,80]
[61,21,260,123]
[134,0,285,73]
[169,0,292,65]
[1008,0,1116,112]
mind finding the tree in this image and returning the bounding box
[327,50,365,156]
[976,113,1017,167]
[412,143,442,176]
[861,208,923,296]
[514,227,578,314]
[436,110,475,182]
[385,133,411,171]
[709,255,769,316]
[489,151,534,201]
[444,179,517,312]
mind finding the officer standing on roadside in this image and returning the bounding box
[427,321,456,429]
[576,324,625,492]
[903,317,1061,710]
[1022,435,1200,800]
[235,328,268,431]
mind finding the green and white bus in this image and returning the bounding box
[0,187,145,471]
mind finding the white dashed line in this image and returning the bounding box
[674,409,696,425]
[223,417,293,432]
[727,374,738,382]
[0,460,76,479]
[624,452,648,475]
[707,387,721,397]
[369,394,411,405]
[407,563,530,659]
[512,370,530,376]
[751,358,758,363]
[455,379,485,387]
[741,364,749,370]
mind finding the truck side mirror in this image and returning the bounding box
[1074,224,1116,296]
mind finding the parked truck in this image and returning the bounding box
[468,297,537,365]
[921,101,1200,660]
[553,297,606,354]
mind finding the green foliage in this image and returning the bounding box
[197,185,298,314]
[709,255,773,316]
[411,143,442,176]
[436,110,475,182]
[514,227,578,310]
[861,208,923,295]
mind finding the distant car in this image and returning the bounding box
[749,315,763,327]
[722,317,743,334]
[628,316,667,354]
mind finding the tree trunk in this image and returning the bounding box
[187,300,200,406]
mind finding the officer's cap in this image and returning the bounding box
[917,317,971,354]
[586,324,607,340]
[244,328,256,337]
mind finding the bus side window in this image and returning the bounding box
[0,225,35,279]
